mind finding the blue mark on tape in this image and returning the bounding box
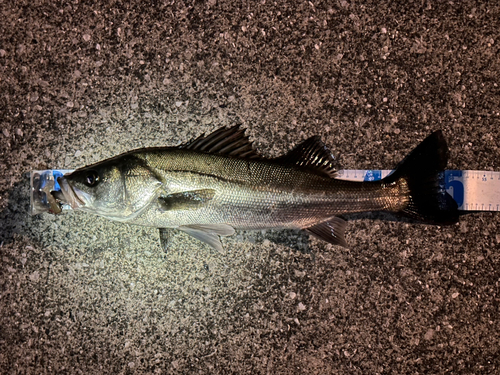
[52,171,64,191]
[364,170,382,181]
[445,170,464,207]
[39,170,65,192]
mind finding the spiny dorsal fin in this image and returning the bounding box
[180,125,260,159]
[275,136,338,178]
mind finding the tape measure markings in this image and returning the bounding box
[338,170,500,212]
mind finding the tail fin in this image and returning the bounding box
[383,130,459,224]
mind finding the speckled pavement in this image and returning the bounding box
[1,1,499,373]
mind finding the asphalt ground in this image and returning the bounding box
[1,1,499,373]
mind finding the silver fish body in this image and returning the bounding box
[56,126,458,250]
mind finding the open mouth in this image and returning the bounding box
[56,177,87,209]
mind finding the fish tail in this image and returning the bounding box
[382,130,459,224]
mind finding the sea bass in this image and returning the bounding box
[55,126,458,251]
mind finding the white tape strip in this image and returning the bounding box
[338,170,500,212]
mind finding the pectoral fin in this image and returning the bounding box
[158,189,216,211]
[305,217,348,248]
[178,224,235,253]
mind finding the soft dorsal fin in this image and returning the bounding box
[275,136,338,178]
[180,125,260,159]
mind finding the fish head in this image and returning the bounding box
[57,155,162,220]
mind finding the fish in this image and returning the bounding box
[54,125,459,251]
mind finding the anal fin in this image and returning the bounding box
[305,217,348,248]
[178,224,235,253]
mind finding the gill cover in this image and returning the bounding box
[59,155,163,221]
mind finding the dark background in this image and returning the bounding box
[1,0,499,373]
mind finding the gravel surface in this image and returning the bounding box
[1,1,499,374]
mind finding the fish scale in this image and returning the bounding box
[131,150,406,229]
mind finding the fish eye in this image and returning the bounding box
[84,171,100,187]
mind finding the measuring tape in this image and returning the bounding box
[31,169,499,214]
[338,170,500,212]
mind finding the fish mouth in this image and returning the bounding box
[56,177,88,209]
